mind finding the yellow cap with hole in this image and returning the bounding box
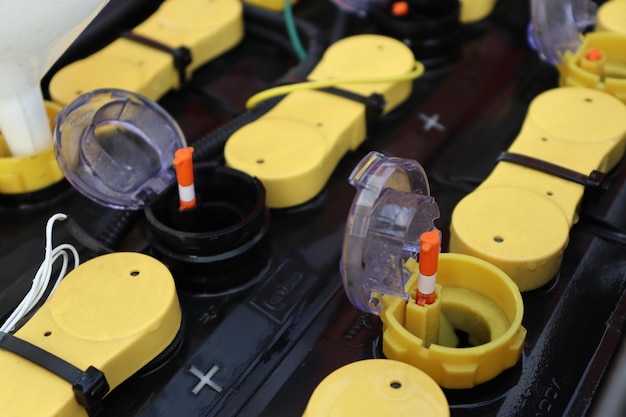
[49,0,244,106]
[450,87,626,290]
[302,359,449,417]
[0,252,182,417]
[225,34,417,208]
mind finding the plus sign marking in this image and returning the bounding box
[418,112,445,132]
[188,365,224,395]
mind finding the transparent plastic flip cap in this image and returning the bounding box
[340,151,440,315]
[528,0,597,64]
[54,89,186,210]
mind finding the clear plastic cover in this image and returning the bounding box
[54,89,186,210]
[528,0,597,64]
[329,0,386,16]
[340,151,440,314]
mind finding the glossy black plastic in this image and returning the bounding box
[144,163,270,292]
[369,0,462,68]
[1,1,626,417]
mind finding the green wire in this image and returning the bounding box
[284,0,307,61]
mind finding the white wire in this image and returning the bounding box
[0,213,80,333]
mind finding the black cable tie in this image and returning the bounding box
[497,151,608,191]
[271,79,386,126]
[320,87,386,126]
[120,31,192,85]
[0,332,109,416]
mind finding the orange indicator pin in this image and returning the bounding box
[391,1,409,16]
[585,48,603,62]
[173,146,197,211]
[416,229,440,306]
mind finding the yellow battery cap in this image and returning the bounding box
[225,35,419,208]
[459,0,497,23]
[450,87,626,290]
[596,0,626,35]
[0,252,182,417]
[49,0,244,106]
[302,359,449,417]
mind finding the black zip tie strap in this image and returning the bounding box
[121,31,193,86]
[0,331,109,416]
[320,87,386,127]
[498,151,608,190]
[272,77,387,126]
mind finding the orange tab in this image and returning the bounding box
[419,230,440,276]
[173,147,195,187]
